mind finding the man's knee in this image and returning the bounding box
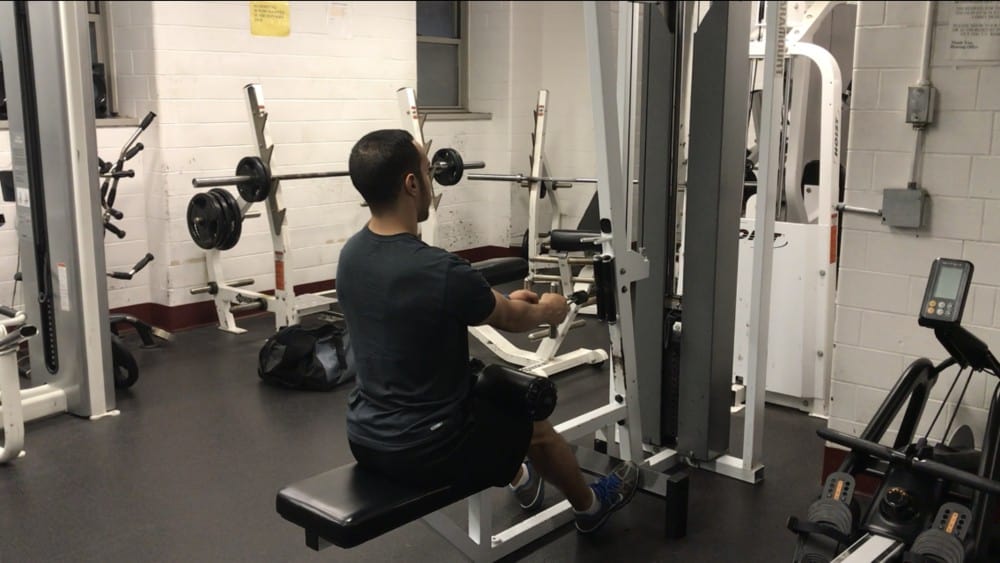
[530,419,561,448]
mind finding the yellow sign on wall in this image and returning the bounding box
[250,1,290,37]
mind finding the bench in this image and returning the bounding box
[276,462,484,550]
[276,363,556,551]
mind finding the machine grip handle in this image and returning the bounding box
[914,458,1000,496]
[132,253,154,273]
[818,427,1000,496]
[104,222,126,239]
[124,143,144,161]
[0,325,35,350]
[139,111,157,131]
[0,305,19,319]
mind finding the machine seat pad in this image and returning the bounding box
[549,230,601,252]
[276,462,482,549]
[472,257,528,286]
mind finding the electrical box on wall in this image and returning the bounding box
[882,187,928,229]
[906,86,936,127]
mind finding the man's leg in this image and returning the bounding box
[523,420,594,511]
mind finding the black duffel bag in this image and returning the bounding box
[258,320,355,391]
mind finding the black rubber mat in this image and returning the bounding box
[0,303,825,562]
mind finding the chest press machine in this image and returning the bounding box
[275,1,769,559]
[0,1,120,462]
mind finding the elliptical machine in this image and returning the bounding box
[789,258,1000,562]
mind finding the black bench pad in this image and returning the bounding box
[276,463,479,549]
[472,256,528,286]
[549,230,600,252]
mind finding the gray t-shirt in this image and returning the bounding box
[336,226,496,452]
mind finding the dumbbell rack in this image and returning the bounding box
[190,84,337,334]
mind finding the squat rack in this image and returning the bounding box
[186,84,337,334]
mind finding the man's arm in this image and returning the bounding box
[478,290,569,333]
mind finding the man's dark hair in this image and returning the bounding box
[348,129,423,211]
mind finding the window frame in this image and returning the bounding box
[87,0,117,118]
[416,1,469,112]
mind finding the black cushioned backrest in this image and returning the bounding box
[276,463,479,549]
[549,230,600,253]
[472,257,528,286]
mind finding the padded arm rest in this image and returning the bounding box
[276,463,479,549]
[472,257,528,286]
[549,230,601,252]
[474,364,557,421]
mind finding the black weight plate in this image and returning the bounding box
[204,189,230,250]
[235,156,271,202]
[216,189,243,251]
[186,192,225,249]
[219,189,243,250]
[111,334,139,389]
[206,189,231,250]
[225,189,244,250]
[433,147,464,186]
[210,188,242,251]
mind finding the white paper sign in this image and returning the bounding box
[57,263,70,312]
[15,187,30,208]
[950,1,1000,61]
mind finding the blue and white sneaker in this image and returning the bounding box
[575,460,640,534]
[511,461,545,511]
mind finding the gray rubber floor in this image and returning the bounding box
[0,310,825,562]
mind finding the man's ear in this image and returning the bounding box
[402,173,419,197]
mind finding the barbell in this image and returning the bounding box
[190,148,485,203]
[467,173,598,187]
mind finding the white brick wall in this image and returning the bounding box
[0,2,616,315]
[507,1,605,245]
[832,1,1000,448]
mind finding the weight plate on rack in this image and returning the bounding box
[222,189,243,250]
[235,156,271,202]
[211,188,243,251]
[206,189,231,250]
[432,148,464,186]
[186,192,226,249]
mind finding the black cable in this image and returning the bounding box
[10,249,19,307]
[924,367,965,443]
[942,369,975,444]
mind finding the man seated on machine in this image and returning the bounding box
[336,129,639,534]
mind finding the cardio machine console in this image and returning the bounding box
[918,258,973,328]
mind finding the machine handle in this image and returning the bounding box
[0,305,20,319]
[0,324,35,351]
[104,222,126,239]
[818,427,1000,496]
[124,143,144,161]
[132,253,154,273]
[103,170,135,180]
[139,111,157,131]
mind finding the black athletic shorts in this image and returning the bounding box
[349,396,534,494]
